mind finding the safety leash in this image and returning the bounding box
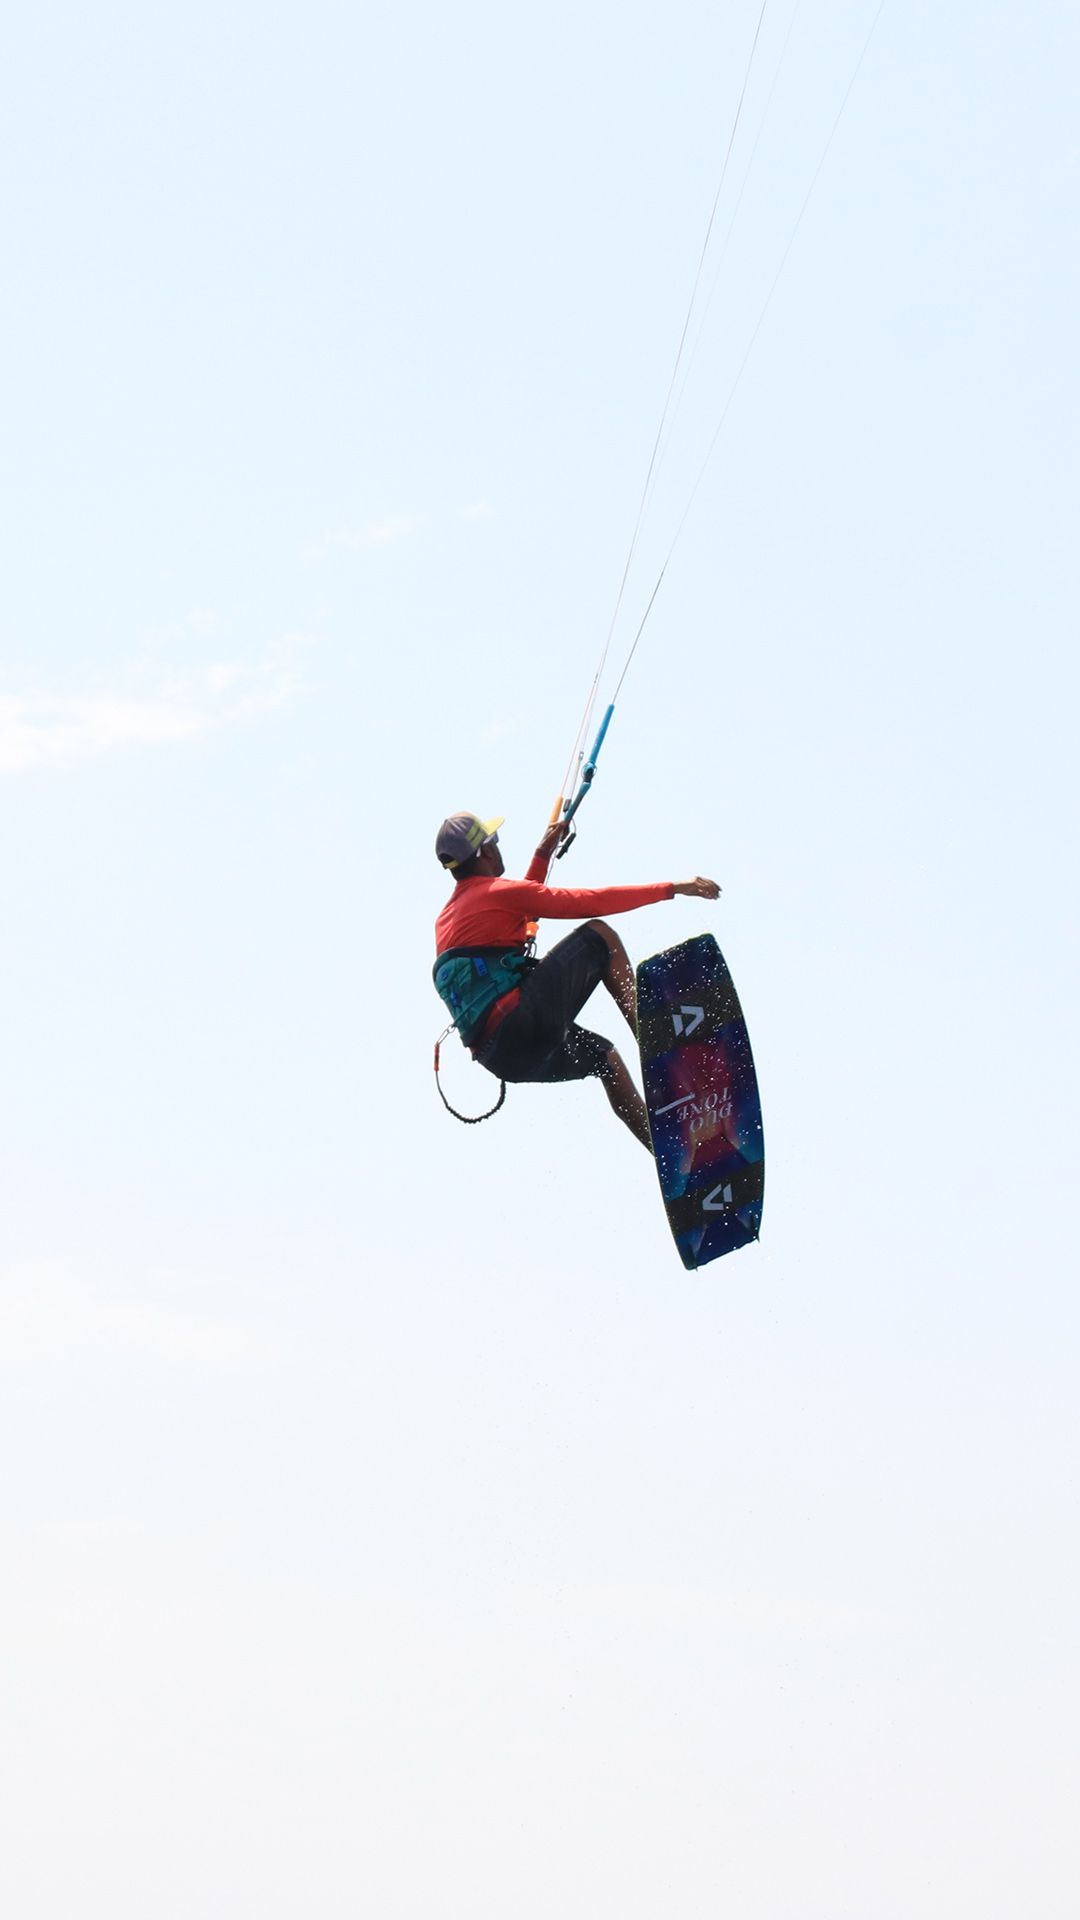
[433,1026,506,1124]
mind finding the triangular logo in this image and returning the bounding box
[672,1004,704,1037]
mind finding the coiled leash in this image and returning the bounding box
[433,1025,506,1124]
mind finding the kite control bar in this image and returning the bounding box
[552,703,615,861]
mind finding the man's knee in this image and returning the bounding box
[583,918,622,954]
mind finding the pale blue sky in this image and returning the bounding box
[0,0,1077,1913]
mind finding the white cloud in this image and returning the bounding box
[479,709,523,745]
[303,515,419,561]
[207,661,244,693]
[0,1266,283,1368]
[0,694,205,771]
[0,638,305,775]
[302,505,493,559]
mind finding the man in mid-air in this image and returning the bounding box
[433,810,720,1149]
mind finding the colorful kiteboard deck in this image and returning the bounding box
[637,934,764,1270]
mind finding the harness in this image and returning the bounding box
[431,946,532,1044]
[431,945,533,1124]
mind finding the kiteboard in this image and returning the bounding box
[637,934,764,1270]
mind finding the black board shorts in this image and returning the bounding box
[474,925,614,1083]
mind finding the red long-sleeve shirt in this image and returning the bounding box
[435,851,675,954]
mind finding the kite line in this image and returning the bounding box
[551,0,888,860]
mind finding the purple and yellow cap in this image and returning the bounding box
[435,811,504,869]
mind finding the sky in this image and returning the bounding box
[0,0,1077,1913]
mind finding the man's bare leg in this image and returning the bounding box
[600,1048,653,1152]
[583,919,638,1033]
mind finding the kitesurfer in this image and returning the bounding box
[433,811,720,1150]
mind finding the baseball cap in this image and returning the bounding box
[435,811,504,868]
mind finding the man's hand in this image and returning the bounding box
[673,876,721,900]
[536,819,569,863]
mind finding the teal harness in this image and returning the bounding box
[432,946,532,1045]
